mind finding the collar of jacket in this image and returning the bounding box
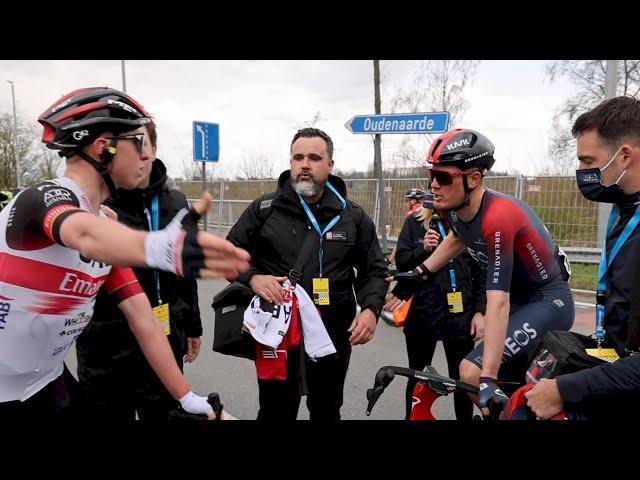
[272,169,348,218]
[617,189,640,216]
[110,158,169,207]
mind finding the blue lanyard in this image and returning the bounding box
[596,204,640,344]
[436,220,457,291]
[144,195,162,304]
[298,181,346,277]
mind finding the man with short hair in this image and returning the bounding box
[526,96,640,419]
[227,128,388,421]
[386,128,574,416]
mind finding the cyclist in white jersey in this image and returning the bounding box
[0,87,250,420]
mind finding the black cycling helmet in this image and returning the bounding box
[38,87,151,197]
[427,128,496,171]
[39,87,151,150]
[404,188,426,200]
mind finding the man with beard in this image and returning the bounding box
[227,128,388,421]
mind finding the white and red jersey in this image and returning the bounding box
[0,177,142,402]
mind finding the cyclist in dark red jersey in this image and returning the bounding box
[385,129,574,415]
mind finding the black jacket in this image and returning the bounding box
[76,159,202,371]
[603,191,640,354]
[556,352,640,420]
[227,170,388,350]
[395,213,485,339]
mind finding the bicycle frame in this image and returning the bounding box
[366,365,480,420]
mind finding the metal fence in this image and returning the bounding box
[172,176,599,293]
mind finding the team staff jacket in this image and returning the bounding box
[0,178,142,402]
[557,352,640,419]
[395,214,485,338]
[76,159,202,367]
[601,191,640,354]
[227,171,388,350]
[447,189,569,303]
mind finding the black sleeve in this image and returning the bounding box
[226,197,267,285]
[556,354,640,405]
[173,190,202,338]
[626,251,640,352]
[467,251,487,315]
[352,207,389,317]
[6,183,83,250]
[395,218,428,271]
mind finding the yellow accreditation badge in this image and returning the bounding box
[585,348,619,363]
[447,291,464,314]
[152,302,171,335]
[312,278,330,306]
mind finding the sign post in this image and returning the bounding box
[193,121,219,231]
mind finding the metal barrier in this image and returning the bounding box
[176,175,600,293]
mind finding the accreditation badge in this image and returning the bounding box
[447,291,463,314]
[312,278,330,306]
[152,303,171,335]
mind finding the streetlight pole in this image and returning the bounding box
[596,60,618,246]
[121,60,127,93]
[6,80,20,188]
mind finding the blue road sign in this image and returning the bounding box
[345,112,449,135]
[193,121,219,162]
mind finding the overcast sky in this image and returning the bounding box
[0,60,577,179]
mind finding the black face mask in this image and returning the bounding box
[575,146,626,203]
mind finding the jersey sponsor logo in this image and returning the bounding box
[63,311,92,327]
[43,188,73,207]
[492,231,501,284]
[0,253,110,301]
[465,246,488,266]
[501,322,538,362]
[59,272,105,296]
[0,299,11,330]
[525,243,549,281]
[222,305,237,314]
[58,326,85,337]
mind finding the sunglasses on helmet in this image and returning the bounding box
[105,133,147,154]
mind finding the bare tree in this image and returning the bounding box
[238,151,274,180]
[0,112,34,188]
[29,145,64,184]
[180,155,200,181]
[388,60,480,170]
[296,111,324,130]
[546,60,640,173]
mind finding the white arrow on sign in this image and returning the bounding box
[196,125,205,158]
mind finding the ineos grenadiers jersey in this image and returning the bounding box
[0,178,142,402]
[447,189,568,301]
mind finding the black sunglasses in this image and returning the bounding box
[105,133,146,154]
[429,169,477,186]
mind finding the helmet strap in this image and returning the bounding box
[76,138,119,199]
[449,175,476,212]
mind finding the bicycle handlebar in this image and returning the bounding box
[366,365,506,420]
[167,392,224,422]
